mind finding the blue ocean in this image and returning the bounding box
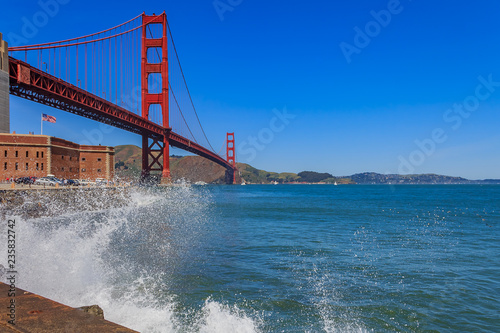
[2,184,499,332]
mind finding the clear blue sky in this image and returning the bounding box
[2,0,500,179]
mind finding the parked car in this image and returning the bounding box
[34,177,63,186]
[50,177,64,185]
[15,177,35,184]
[34,177,58,186]
[66,179,80,186]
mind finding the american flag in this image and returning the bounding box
[42,114,56,123]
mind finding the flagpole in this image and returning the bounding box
[41,114,43,135]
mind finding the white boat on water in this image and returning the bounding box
[334,182,338,186]
[241,181,246,185]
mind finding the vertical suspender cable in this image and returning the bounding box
[120,34,123,106]
[109,35,111,101]
[115,34,118,105]
[85,43,87,91]
[102,39,105,99]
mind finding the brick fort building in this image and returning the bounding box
[0,133,114,181]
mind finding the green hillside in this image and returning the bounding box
[114,145,352,184]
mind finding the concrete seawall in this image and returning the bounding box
[0,282,138,332]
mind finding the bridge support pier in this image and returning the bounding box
[141,134,171,184]
[160,134,171,184]
[225,168,235,185]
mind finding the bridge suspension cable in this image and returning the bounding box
[9,15,145,116]
[166,21,217,153]
[8,14,143,51]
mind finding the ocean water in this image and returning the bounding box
[1,184,499,332]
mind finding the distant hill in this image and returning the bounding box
[113,146,355,184]
[481,179,500,184]
[349,172,469,184]
[237,163,299,183]
[297,171,334,183]
[170,155,232,184]
[114,145,238,184]
[348,172,500,184]
[114,145,142,179]
[114,145,500,184]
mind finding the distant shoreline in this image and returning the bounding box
[114,145,500,185]
[233,182,500,185]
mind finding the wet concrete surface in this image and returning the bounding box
[0,282,138,332]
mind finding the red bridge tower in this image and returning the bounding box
[226,132,236,184]
[141,12,170,183]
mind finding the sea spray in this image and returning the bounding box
[196,299,262,333]
[0,185,261,333]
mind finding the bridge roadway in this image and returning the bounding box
[8,57,235,173]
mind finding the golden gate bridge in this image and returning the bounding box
[7,12,237,183]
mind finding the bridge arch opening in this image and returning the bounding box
[147,73,162,94]
[147,47,162,64]
[147,104,163,125]
[145,23,163,39]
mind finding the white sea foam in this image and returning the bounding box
[0,186,260,333]
[197,299,261,333]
